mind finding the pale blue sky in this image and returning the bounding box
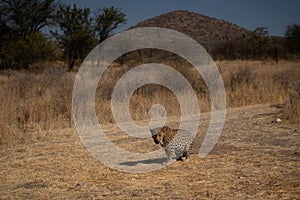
[60,0,300,36]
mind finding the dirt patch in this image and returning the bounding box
[0,105,299,199]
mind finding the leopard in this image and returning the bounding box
[150,126,194,164]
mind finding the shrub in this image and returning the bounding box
[2,33,56,70]
[229,67,254,91]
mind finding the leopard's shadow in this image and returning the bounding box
[120,158,166,166]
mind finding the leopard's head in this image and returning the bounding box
[150,127,163,145]
[150,126,175,147]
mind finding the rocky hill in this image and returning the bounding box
[132,10,249,51]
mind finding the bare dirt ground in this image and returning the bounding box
[0,104,299,199]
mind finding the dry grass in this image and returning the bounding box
[216,60,298,106]
[0,60,299,199]
[0,60,299,147]
[0,105,299,199]
[0,67,73,146]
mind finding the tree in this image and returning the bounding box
[285,23,300,55]
[52,4,96,71]
[0,0,56,37]
[52,4,127,70]
[250,27,270,58]
[4,33,56,69]
[0,0,56,69]
[212,27,280,60]
[94,6,126,42]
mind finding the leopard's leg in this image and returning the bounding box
[175,147,185,161]
[182,144,191,161]
[176,156,183,161]
[163,148,174,164]
[182,150,190,160]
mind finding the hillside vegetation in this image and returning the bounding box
[133,11,299,61]
[132,10,248,51]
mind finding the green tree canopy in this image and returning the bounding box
[94,6,126,42]
[0,0,56,36]
[52,4,127,71]
[0,0,56,69]
[52,4,96,71]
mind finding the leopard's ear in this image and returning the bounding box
[150,129,155,136]
[161,126,170,132]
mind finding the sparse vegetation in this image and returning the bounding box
[0,104,299,199]
[0,60,299,147]
[133,10,247,52]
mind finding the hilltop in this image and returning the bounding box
[132,10,249,51]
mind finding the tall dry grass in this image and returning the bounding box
[0,60,299,147]
[217,60,298,107]
[0,67,74,146]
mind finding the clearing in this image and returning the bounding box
[0,104,299,199]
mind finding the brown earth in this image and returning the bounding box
[132,10,248,51]
[0,104,299,199]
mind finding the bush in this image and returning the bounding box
[1,33,56,70]
[229,67,254,91]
